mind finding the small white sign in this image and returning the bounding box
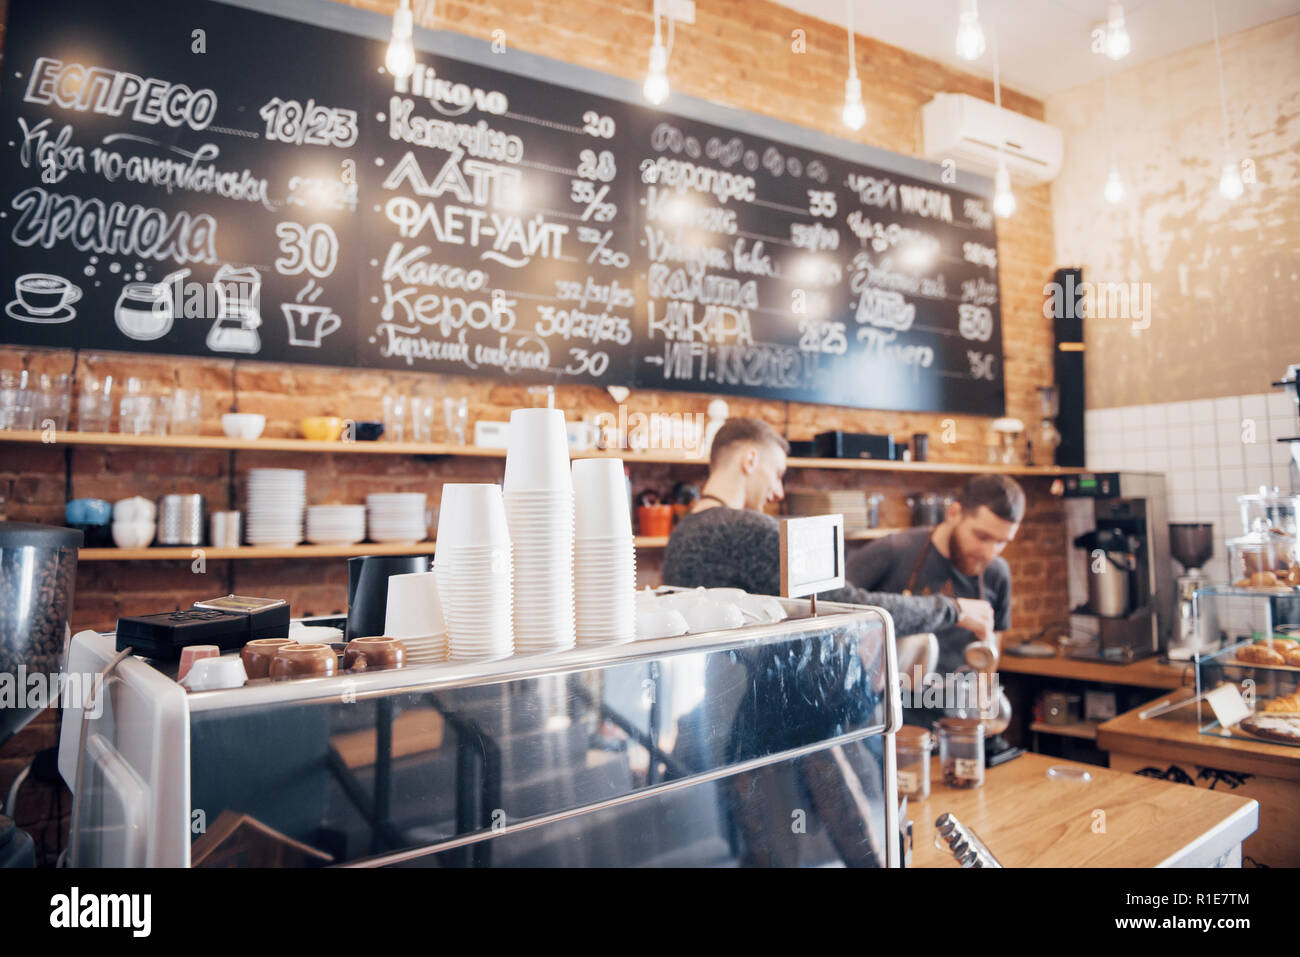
[779,514,845,598]
[1205,684,1251,730]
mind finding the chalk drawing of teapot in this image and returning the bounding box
[114,267,188,342]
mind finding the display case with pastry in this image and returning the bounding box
[1198,635,1300,748]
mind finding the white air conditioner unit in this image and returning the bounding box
[922,93,1064,184]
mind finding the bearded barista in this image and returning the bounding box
[846,474,1024,679]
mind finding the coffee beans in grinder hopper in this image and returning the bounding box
[0,522,82,742]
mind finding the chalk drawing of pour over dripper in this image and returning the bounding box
[205,265,263,355]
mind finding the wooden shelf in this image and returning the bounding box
[1029,719,1101,741]
[0,430,1082,476]
[78,542,438,561]
[82,538,672,559]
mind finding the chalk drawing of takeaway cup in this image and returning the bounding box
[282,302,342,348]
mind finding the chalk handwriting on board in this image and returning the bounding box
[23,57,219,131]
[554,277,635,310]
[258,98,358,148]
[960,276,999,307]
[844,174,898,210]
[797,319,848,355]
[581,111,616,138]
[274,221,339,278]
[962,241,997,270]
[967,350,997,380]
[387,96,524,163]
[958,303,994,342]
[10,186,218,263]
[383,243,489,291]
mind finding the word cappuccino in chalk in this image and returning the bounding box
[24,57,217,131]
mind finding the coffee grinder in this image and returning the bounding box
[1168,523,1213,660]
[1062,472,1171,661]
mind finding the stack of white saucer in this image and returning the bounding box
[434,484,514,661]
[305,505,366,545]
[367,493,428,543]
[384,570,448,663]
[572,457,636,645]
[245,469,306,546]
[504,408,576,654]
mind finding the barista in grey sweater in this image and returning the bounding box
[663,419,995,638]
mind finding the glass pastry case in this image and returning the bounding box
[1195,585,1300,748]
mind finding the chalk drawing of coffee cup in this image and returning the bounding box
[6,273,81,324]
[282,303,342,348]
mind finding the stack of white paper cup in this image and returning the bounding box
[503,408,576,653]
[434,484,514,661]
[383,570,448,663]
[572,457,636,645]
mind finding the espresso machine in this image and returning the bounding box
[1063,472,1171,661]
[1168,523,1213,660]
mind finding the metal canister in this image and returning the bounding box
[209,511,242,548]
[157,494,204,545]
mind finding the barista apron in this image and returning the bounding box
[900,536,985,604]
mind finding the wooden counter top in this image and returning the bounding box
[999,651,1192,690]
[1097,694,1300,783]
[908,752,1257,867]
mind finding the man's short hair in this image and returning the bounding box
[709,418,790,468]
[958,474,1026,524]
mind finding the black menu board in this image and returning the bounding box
[0,0,1005,415]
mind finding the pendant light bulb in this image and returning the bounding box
[643,36,669,104]
[1219,160,1244,200]
[842,74,866,131]
[1105,2,1131,60]
[955,0,986,61]
[1104,167,1125,204]
[386,0,416,79]
[993,160,1015,217]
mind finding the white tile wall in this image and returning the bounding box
[1086,392,1299,585]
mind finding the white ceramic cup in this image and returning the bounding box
[113,495,156,523]
[181,655,248,691]
[504,408,572,492]
[222,412,265,440]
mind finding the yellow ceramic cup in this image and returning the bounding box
[300,416,344,441]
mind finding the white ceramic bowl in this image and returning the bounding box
[222,412,266,440]
[111,521,156,548]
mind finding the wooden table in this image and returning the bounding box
[1098,695,1300,866]
[907,752,1257,868]
[1000,652,1193,690]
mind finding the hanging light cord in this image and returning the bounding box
[847,0,857,78]
[1103,63,1116,167]
[1210,0,1232,157]
[653,2,675,60]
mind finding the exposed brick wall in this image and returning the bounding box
[0,0,1064,862]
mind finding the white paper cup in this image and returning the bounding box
[384,570,444,638]
[504,408,572,492]
[572,458,633,539]
[435,484,510,550]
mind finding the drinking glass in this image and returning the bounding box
[118,378,157,436]
[167,389,202,436]
[411,397,436,444]
[33,374,72,431]
[0,370,36,431]
[383,394,409,442]
[76,373,114,432]
[443,396,468,445]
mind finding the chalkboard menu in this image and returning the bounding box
[0,0,1006,415]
